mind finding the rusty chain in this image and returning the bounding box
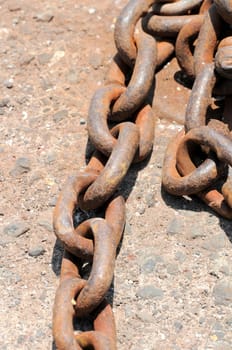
[52,1,232,348]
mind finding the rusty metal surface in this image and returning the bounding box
[175,15,203,78]
[152,0,202,16]
[215,36,232,79]
[193,4,221,75]
[53,1,232,348]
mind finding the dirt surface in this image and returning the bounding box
[0,1,232,349]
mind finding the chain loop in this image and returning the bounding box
[53,1,232,348]
[152,0,202,16]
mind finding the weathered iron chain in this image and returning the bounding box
[53,1,232,348]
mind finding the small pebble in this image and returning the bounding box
[124,221,132,235]
[8,2,21,11]
[213,279,232,305]
[145,193,155,208]
[140,258,156,274]
[48,196,57,207]
[53,109,68,123]
[202,233,228,251]
[80,118,86,125]
[40,77,53,90]
[136,285,164,299]
[166,263,179,275]
[38,53,53,65]
[67,69,80,84]
[167,217,183,236]
[136,310,154,323]
[20,54,35,66]
[175,251,186,263]
[89,52,102,69]
[10,157,31,176]
[37,220,53,232]
[137,204,145,215]
[187,222,206,240]
[28,246,45,257]
[33,11,54,22]
[0,98,10,107]
[88,8,96,14]
[4,221,29,237]
[4,79,13,89]
[174,321,183,332]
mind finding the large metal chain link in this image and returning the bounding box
[52,1,232,348]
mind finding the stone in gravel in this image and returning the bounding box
[53,109,68,123]
[174,321,183,332]
[0,108,4,115]
[28,246,45,257]
[145,193,155,208]
[48,196,57,207]
[137,204,145,215]
[136,285,164,299]
[136,310,154,323]
[37,220,53,232]
[219,265,232,276]
[166,263,179,275]
[89,52,103,69]
[175,251,186,263]
[0,97,10,107]
[140,258,156,274]
[3,220,29,237]
[187,222,206,240]
[44,151,56,164]
[226,318,232,326]
[37,210,53,232]
[213,279,232,305]
[80,118,86,125]
[10,157,31,176]
[67,69,80,84]
[33,11,54,22]
[20,54,35,66]
[167,217,183,236]
[8,2,21,11]
[124,221,132,235]
[209,342,232,350]
[40,77,53,90]
[4,79,13,88]
[202,233,229,251]
[38,53,53,65]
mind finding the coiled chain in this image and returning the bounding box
[52,1,232,348]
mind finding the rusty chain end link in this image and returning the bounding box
[53,0,232,349]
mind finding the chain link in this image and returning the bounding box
[53,1,232,348]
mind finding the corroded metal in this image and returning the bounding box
[114,0,154,66]
[175,15,203,78]
[146,14,200,37]
[193,4,221,75]
[185,63,216,131]
[112,22,157,120]
[152,0,202,16]
[215,37,232,79]
[162,130,220,196]
[53,1,232,349]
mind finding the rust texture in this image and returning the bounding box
[53,0,232,348]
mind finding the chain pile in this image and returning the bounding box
[52,0,232,348]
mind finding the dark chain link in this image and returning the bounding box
[52,1,232,348]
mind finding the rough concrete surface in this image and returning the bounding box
[0,1,232,349]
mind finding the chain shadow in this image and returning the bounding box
[161,185,232,244]
[51,137,152,349]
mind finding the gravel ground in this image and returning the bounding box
[0,1,232,349]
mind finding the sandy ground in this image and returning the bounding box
[0,1,232,349]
